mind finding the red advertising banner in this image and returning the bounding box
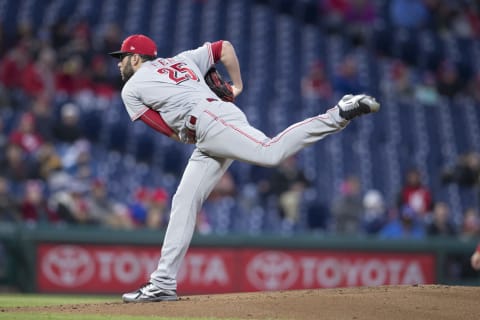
[36,244,436,294]
[239,249,435,291]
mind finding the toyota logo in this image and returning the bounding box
[247,251,298,290]
[42,245,95,287]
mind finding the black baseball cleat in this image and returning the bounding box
[337,94,380,120]
[122,282,178,302]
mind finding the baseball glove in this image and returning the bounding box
[204,67,235,102]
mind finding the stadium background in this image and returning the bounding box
[0,0,480,293]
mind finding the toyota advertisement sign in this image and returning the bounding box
[37,244,435,294]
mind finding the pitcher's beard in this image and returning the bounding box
[121,63,134,82]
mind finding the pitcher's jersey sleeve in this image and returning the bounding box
[121,83,149,121]
[178,42,215,77]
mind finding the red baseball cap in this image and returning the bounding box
[108,34,157,58]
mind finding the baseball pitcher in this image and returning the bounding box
[108,34,380,302]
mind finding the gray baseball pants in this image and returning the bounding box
[150,101,348,290]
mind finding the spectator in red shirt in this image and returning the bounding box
[91,54,116,99]
[9,112,44,154]
[399,168,433,218]
[20,180,59,226]
[301,60,332,102]
[21,47,56,100]
[0,42,31,90]
[55,55,94,95]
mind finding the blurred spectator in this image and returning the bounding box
[389,0,429,29]
[55,55,93,96]
[379,205,426,239]
[20,180,59,227]
[321,0,351,34]
[321,0,376,45]
[50,19,70,49]
[52,102,83,144]
[50,180,93,225]
[331,175,363,234]
[426,1,480,39]
[361,189,387,235]
[450,3,478,39]
[0,42,31,91]
[97,23,122,54]
[61,21,92,66]
[0,176,20,222]
[460,207,480,240]
[345,0,377,46]
[128,186,151,227]
[464,2,480,38]
[31,96,55,141]
[8,112,44,155]
[301,60,333,102]
[127,186,170,229]
[90,55,116,99]
[87,179,133,229]
[442,151,480,189]
[332,54,365,96]
[426,201,457,237]
[36,142,63,182]
[21,46,56,100]
[0,144,35,183]
[398,168,433,218]
[195,209,212,235]
[466,72,480,103]
[390,60,414,98]
[209,171,237,202]
[146,188,170,229]
[203,171,238,233]
[61,140,94,184]
[414,71,440,106]
[436,60,464,98]
[424,0,455,34]
[262,156,310,224]
[95,23,123,89]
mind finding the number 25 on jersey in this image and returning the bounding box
[157,62,199,84]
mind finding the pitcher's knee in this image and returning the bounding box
[258,155,283,167]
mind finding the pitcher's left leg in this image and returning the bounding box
[197,94,379,167]
[198,105,347,167]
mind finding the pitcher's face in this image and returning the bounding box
[117,53,135,81]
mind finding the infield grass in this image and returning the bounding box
[0,315,203,320]
[0,293,117,307]
[0,294,240,320]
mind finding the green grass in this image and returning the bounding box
[0,294,237,320]
[0,293,118,307]
[0,314,181,320]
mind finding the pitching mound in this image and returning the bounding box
[16,285,480,319]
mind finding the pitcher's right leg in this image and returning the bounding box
[123,149,233,302]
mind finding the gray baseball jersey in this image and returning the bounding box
[121,42,218,134]
[119,42,352,292]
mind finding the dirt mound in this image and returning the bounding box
[14,285,480,319]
